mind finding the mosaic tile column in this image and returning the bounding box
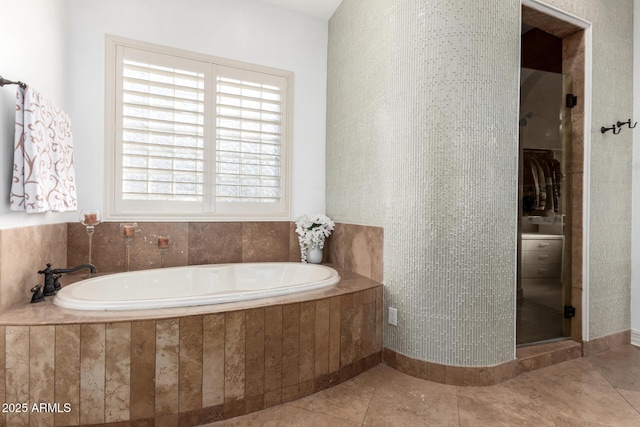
[327,0,520,366]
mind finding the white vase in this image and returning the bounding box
[307,246,323,264]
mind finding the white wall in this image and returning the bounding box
[0,0,75,229]
[632,0,640,346]
[0,0,327,230]
[66,0,328,221]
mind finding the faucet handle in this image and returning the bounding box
[38,263,53,275]
[30,285,45,304]
[53,274,62,292]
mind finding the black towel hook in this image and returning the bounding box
[601,124,621,134]
[616,119,637,129]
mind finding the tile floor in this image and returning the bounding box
[204,344,640,426]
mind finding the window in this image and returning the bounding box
[105,36,292,219]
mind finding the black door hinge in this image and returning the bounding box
[564,305,576,319]
[566,94,578,108]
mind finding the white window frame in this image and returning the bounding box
[104,35,292,221]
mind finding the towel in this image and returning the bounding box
[10,86,78,213]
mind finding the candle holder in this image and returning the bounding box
[79,209,101,265]
[119,222,139,272]
[157,236,170,268]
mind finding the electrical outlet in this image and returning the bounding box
[388,307,398,326]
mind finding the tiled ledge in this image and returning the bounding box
[0,267,375,326]
[582,330,631,357]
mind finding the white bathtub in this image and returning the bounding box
[53,263,340,311]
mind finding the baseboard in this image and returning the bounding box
[632,329,640,347]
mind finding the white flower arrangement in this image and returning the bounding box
[295,214,335,263]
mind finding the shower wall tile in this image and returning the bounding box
[55,325,80,426]
[29,325,55,427]
[80,323,105,425]
[130,321,155,420]
[155,319,179,416]
[105,322,131,423]
[202,314,225,407]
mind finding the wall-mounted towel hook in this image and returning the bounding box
[601,124,621,134]
[616,119,637,129]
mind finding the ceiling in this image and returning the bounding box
[256,0,343,20]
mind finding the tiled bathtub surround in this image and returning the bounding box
[0,272,382,426]
[0,224,67,311]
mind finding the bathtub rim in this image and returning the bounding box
[53,262,341,311]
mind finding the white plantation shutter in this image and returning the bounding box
[109,39,290,219]
[216,66,285,206]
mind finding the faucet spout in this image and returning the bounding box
[37,263,97,297]
[52,264,97,275]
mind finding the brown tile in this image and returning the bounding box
[352,291,364,361]
[242,222,290,262]
[156,319,180,416]
[609,330,631,349]
[326,222,346,268]
[369,226,384,282]
[463,366,495,386]
[105,323,131,423]
[315,299,330,378]
[1,226,43,309]
[587,345,640,391]
[375,286,383,351]
[264,306,283,393]
[299,302,316,383]
[426,361,446,383]
[6,326,29,427]
[30,325,55,427]
[80,323,106,425]
[188,222,242,265]
[340,294,354,367]
[583,336,611,357]
[362,302,376,358]
[41,223,67,269]
[55,325,80,426]
[68,222,124,273]
[178,408,201,427]
[203,314,225,407]
[281,384,299,403]
[244,394,265,414]
[288,222,301,262]
[200,404,224,424]
[245,308,265,397]
[180,316,203,412]
[344,225,372,279]
[129,222,189,270]
[298,380,315,398]
[493,360,519,384]
[225,311,246,401]
[444,365,464,386]
[282,304,300,388]
[383,347,397,368]
[223,397,246,419]
[329,296,341,373]
[518,352,553,373]
[264,389,282,408]
[130,418,154,427]
[156,413,179,427]
[130,321,156,420]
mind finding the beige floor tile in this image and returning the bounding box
[289,372,376,423]
[525,357,611,387]
[618,388,640,412]
[553,415,619,426]
[588,346,640,392]
[203,403,361,427]
[529,374,640,426]
[457,375,555,427]
[363,367,458,426]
